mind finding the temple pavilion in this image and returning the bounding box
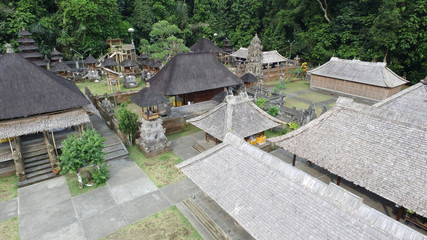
[188,92,283,147]
[148,52,242,105]
[0,53,91,186]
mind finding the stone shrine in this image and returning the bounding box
[136,118,171,157]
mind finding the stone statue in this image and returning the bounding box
[12,151,26,181]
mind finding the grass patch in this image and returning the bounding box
[283,80,310,93]
[0,217,19,240]
[296,91,334,103]
[102,206,202,240]
[64,166,106,197]
[76,77,146,96]
[284,98,310,110]
[0,175,17,202]
[128,146,186,188]
[166,124,201,141]
[264,129,282,138]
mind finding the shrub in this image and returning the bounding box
[255,97,269,109]
[91,165,110,186]
[117,103,139,146]
[268,106,280,116]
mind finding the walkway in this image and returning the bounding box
[16,158,199,240]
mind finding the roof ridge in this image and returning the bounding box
[374,83,424,107]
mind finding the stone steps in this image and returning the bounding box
[183,199,230,240]
[18,173,57,188]
[24,154,49,165]
[25,162,51,174]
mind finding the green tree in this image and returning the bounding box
[117,103,139,146]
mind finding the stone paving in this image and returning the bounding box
[13,156,199,240]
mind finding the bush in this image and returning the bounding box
[91,165,110,186]
[280,122,300,135]
[117,103,139,146]
[267,106,280,116]
[255,97,269,109]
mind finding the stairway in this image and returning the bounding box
[18,138,57,188]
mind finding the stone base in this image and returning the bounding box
[137,143,171,158]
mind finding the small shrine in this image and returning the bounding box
[119,59,138,88]
[52,59,72,78]
[84,54,100,81]
[246,34,263,80]
[102,58,120,92]
[240,73,257,87]
[50,48,63,64]
[222,37,233,54]
[131,87,171,156]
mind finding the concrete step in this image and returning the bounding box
[103,143,124,153]
[105,149,128,161]
[24,153,49,164]
[25,157,50,168]
[21,139,45,148]
[22,144,48,154]
[23,148,48,159]
[18,173,57,188]
[26,168,52,179]
[26,162,51,174]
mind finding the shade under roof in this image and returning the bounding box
[0,53,90,120]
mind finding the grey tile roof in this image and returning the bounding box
[269,97,427,217]
[308,57,408,88]
[231,48,286,64]
[374,83,427,119]
[178,133,426,240]
[188,92,284,140]
[190,37,223,53]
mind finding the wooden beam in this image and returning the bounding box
[336,176,341,186]
[396,206,403,221]
[51,131,58,156]
[292,154,296,166]
[8,138,13,153]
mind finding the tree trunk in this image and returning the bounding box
[316,0,331,23]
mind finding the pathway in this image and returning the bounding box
[16,157,199,240]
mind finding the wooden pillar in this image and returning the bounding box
[396,206,403,221]
[292,154,296,166]
[12,137,26,181]
[51,131,58,156]
[336,176,341,186]
[43,131,58,168]
[8,138,13,153]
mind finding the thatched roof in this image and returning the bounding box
[0,109,89,139]
[31,59,48,67]
[17,38,35,44]
[148,52,242,95]
[190,37,223,53]
[149,60,162,68]
[18,28,31,36]
[231,48,286,64]
[178,133,425,240]
[84,54,99,64]
[0,53,90,120]
[50,48,61,56]
[119,58,137,67]
[17,45,39,51]
[309,57,408,88]
[137,54,149,59]
[20,52,43,59]
[374,83,427,119]
[188,92,283,140]
[131,87,170,108]
[51,55,63,61]
[240,73,257,83]
[102,58,118,67]
[269,97,427,217]
[52,61,72,72]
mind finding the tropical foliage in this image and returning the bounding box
[117,103,139,146]
[1,0,425,83]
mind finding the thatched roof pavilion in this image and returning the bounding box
[178,133,425,239]
[148,52,242,103]
[309,57,408,100]
[0,53,89,122]
[102,58,118,67]
[52,60,72,73]
[269,97,427,217]
[131,87,169,108]
[190,37,223,54]
[50,48,63,62]
[119,58,138,68]
[240,73,257,86]
[188,92,283,141]
[231,48,286,65]
[374,82,427,119]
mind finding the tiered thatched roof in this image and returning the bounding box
[188,92,283,140]
[190,37,223,53]
[309,57,408,88]
[148,52,242,95]
[52,60,72,73]
[231,48,286,65]
[50,48,63,61]
[269,97,427,217]
[84,54,99,65]
[0,53,89,120]
[131,87,170,108]
[374,82,427,119]
[178,133,425,239]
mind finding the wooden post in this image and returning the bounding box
[51,131,58,156]
[336,176,341,186]
[205,132,208,142]
[292,154,296,166]
[396,206,403,221]
[8,138,13,153]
